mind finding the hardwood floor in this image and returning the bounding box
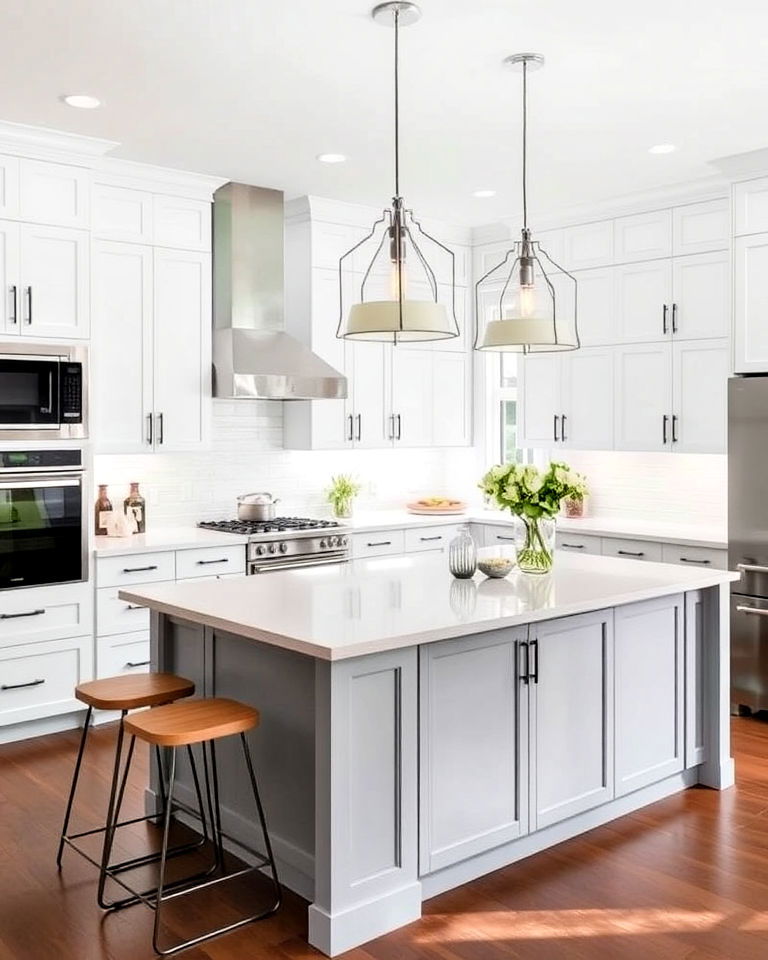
[1,718,768,959]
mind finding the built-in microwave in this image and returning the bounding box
[0,342,87,440]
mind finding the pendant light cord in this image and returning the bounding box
[522,58,528,231]
[394,6,400,198]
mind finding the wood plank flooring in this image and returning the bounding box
[1,717,768,959]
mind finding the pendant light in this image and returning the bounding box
[475,54,579,353]
[336,2,459,343]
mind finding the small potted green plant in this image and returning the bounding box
[326,474,362,519]
[563,473,589,518]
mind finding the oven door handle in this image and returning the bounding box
[1,477,82,489]
[249,555,349,574]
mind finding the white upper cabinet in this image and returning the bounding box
[614,209,672,263]
[18,160,90,228]
[615,342,672,451]
[734,233,768,373]
[672,198,730,255]
[18,224,89,339]
[734,177,768,236]
[92,184,153,243]
[0,155,19,217]
[0,220,20,334]
[561,347,614,450]
[534,228,565,267]
[573,266,615,345]
[564,220,613,269]
[153,196,211,251]
[351,341,390,448]
[672,339,729,454]
[518,353,562,447]
[433,351,471,447]
[391,348,433,448]
[671,251,730,340]
[615,259,673,342]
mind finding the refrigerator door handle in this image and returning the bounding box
[737,563,768,574]
[736,605,768,618]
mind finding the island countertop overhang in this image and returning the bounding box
[118,553,740,662]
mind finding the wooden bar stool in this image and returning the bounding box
[57,672,208,903]
[103,697,281,956]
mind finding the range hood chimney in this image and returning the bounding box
[212,182,347,400]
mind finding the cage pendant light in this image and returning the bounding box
[475,54,579,353]
[336,2,459,344]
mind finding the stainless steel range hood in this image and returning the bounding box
[213,182,347,400]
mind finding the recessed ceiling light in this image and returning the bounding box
[648,143,676,155]
[472,189,497,198]
[316,153,346,164]
[61,94,102,109]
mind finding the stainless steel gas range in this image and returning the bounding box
[198,517,350,574]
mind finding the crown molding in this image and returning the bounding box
[0,119,118,166]
[710,148,768,182]
[95,157,227,199]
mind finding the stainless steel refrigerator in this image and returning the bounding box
[729,376,768,712]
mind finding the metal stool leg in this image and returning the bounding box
[240,732,282,908]
[97,712,128,908]
[56,705,93,867]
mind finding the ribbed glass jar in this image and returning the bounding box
[449,525,477,579]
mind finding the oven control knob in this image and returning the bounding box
[279,541,288,554]
[320,538,328,549]
[268,543,277,554]
[255,545,266,556]
[328,536,337,548]
[340,536,348,548]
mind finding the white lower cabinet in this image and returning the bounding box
[614,595,684,796]
[351,530,406,559]
[404,525,460,554]
[556,532,602,555]
[601,537,663,563]
[97,631,151,678]
[0,636,92,726]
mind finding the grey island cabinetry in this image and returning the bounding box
[121,552,737,958]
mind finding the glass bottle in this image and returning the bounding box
[94,484,113,537]
[449,525,477,579]
[124,482,146,535]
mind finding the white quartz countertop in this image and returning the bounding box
[120,552,738,662]
[94,527,249,556]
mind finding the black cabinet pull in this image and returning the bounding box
[355,414,362,442]
[146,412,154,446]
[662,414,669,444]
[157,412,164,445]
[25,286,32,324]
[496,534,515,541]
[561,543,585,550]
[672,414,679,443]
[396,414,402,440]
[8,284,17,324]
[561,414,568,442]
[196,558,229,565]
[347,414,354,442]
[2,678,44,692]
[553,414,560,442]
[530,639,539,684]
[121,565,158,573]
[672,302,678,333]
[679,557,711,565]
[124,660,151,669]
[0,608,45,620]
[367,540,392,547]
[618,549,645,557]
[420,536,443,542]
[662,303,668,334]
[125,604,145,611]
[520,641,530,685]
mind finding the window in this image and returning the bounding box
[492,354,533,465]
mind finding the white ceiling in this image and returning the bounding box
[1,0,768,226]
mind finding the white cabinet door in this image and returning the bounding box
[614,210,672,263]
[351,341,390,448]
[614,342,672,452]
[91,241,153,452]
[153,196,211,251]
[734,177,768,237]
[0,155,19,217]
[19,224,89,339]
[391,348,432,447]
[672,339,728,454]
[530,610,614,829]
[18,159,89,228]
[432,351,471,447]
[0,219,20,335]
[615,259,673,342]
[573,266,615,345]
[561,347,614,450]
[671,251,730,340]
[152,248,211,450]
[92,184,154,243]
[734,233,768,373]
[563,221,613,269]
[615,595,684,796]
[672,198,729,256]
[519,353,562,448]
[419,628,528,873]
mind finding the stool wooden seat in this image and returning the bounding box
[125,698,259,747]
[75,673,195,711]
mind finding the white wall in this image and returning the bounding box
[93,400,482,526]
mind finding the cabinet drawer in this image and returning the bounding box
[556,533,602,555]
[661,543,727,569]
[175,545,245,580]
[483,524,517,548]
[176,573,245,583]
[0,637,89,726]
[405,526,459,553]
[352,530,405,558]
[97,587,150,636]
[97,632,151,679]
[97,551,176,588]
[0,582,92,648]
[601,538,662,562]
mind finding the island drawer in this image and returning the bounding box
[556,533,602,555]
[661,543,727,569]
[97,551,175,588]
[405,526,460,553]
[176,545,245,580]
[97,587,150,636]
[97,632,151,679]
[482,524,516,548]
[0,582,92,649]
[352,530,406,558]
[601,537,663,562]
[0,637,89,726]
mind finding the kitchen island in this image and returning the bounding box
[121,552,739,957]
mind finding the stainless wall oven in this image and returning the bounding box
[0,449,87,591]
[0,342,87,441]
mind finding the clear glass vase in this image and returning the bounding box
[332,498,353,519]
[449,526,477,579]
[514,515,555,575]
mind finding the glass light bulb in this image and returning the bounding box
[518,283,537,319]
[390,261,408,300]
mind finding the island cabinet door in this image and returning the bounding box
[529,609,615,831]
[419,627,529,875]
[615,595,685,797]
